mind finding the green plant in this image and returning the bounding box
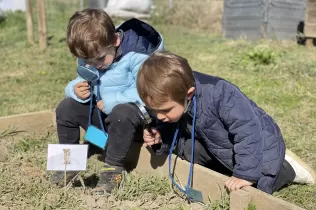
[247,203,257,210]
[14,136,47,153]
[237,45,276,66]
[211,192,230,210]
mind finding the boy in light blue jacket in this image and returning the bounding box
[53,9,164,194]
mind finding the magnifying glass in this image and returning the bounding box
[77,64,99,84]
[133,100,153,133]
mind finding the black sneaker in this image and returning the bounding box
[91,164,123,195]
[50,171,79,187]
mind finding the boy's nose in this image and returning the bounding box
[163,118,170,123]
[157,113,167,122]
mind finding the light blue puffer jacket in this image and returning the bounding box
[65,18,164,114]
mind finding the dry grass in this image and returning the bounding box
[152,0,224,33]
[0,127,228,209]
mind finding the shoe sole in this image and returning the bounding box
[286,149,316,185]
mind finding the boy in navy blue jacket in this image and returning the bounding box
[53,9,163,194]
[136,51,316,194]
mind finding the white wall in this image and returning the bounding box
[0,0,26,12]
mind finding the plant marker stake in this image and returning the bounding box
[63,149,71,188]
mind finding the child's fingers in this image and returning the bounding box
[144,129,162,145]
[79,81,89,87]
[144,129,153,137]
[81,92,90,98]
[155,131,161,139]
[76,82,86,88]
[150,128,159,134]
[143,133,155,142]
[79,87,90,92]
[82,81,89,85]
[97,100,103,106]
[225,177,251,191]
[143,133,154,140]
[225,177,234,191]
[234,183,242,191]
[81,91,90,96]
[225,180,230,191]
[154,135,162,144]
[81,89,90,95]
[230,181,238,191]
[150,129,161,139]
[144,138,155,146]
[232,183,239,191]
[97,103,103,110]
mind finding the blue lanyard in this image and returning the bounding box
[88,81,106,134]
[168,96,197,200]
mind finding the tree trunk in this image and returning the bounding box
[37,0,47,50]
[25,0,34,45]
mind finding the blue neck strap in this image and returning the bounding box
[88,81,106,134]
[168,96,197,200]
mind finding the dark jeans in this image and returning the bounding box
[55,98,144,167]
[183,139,296,193]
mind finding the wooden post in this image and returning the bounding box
[25,0,34,45]
[169,0,174,9]
[37,0,47,50]
[80,0,84,10]
[305,0,316,47]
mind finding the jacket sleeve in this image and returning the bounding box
[214,80,264,181]
[64,76,89,103]
[100,52,149,114]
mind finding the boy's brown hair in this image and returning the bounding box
[137,51,195,107]
[67,9,116,59]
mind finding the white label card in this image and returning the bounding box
[46,144,88,171]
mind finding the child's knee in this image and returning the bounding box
[55,98,76,119]
[110,103,141,122]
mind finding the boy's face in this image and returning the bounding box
[147,87,195,123]
[84,34,120,70]
[150,100,186,123]
[85,47,116,70]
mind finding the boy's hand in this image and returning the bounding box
[225,176,254,192]
[97,100,104,112]
[74,82,90,99]
[143,128,162,146]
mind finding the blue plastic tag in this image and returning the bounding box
[85,125,108,149]
[187,188,204,203]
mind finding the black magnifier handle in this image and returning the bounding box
[145,123,154,135]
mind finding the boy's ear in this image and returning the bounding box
[187,87,195,100]
[115,33,121,47]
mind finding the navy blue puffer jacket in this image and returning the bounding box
[157,71,286,194]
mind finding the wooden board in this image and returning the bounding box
[305,0,316,38]
[127,143,305,210]
[0,110,53,134]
